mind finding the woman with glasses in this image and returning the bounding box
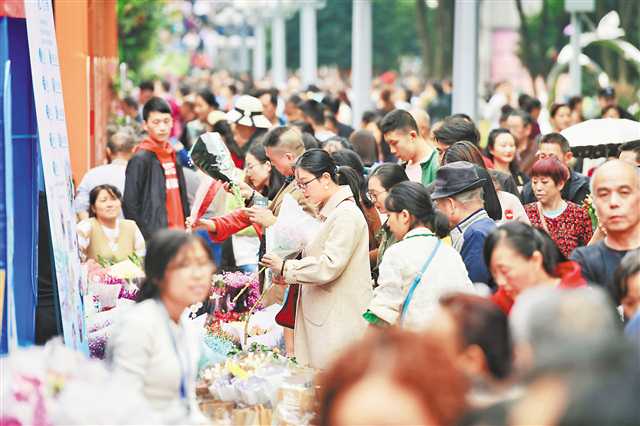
[228,142,286,273]
[366,164,409,284]
[331,149,382,253]
[244,142,286,201]
[107,230,215,423]
[261,149,373,369]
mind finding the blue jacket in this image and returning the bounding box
[450,209,496,287]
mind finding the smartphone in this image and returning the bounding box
[253,194,269,208]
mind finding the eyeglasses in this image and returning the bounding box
[536,152,558,160]
[296,176,320,190]
[367,190,387,202]
[172,262,216,276]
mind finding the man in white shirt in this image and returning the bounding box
[74,127,138,220]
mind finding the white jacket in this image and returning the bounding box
[368,227,474,331]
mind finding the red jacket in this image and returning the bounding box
[208,209,263,243]
[491,261,587,315]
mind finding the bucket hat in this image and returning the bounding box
[225,95,272,129]
[431,161,485,200]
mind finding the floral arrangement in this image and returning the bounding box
[198,272,265,365]
[86,260,140,307]
[88,332,108,360]
[209,272,262,315]
[96,252,143,270]
[85,260,142,359]
[2,340,161,425]
[245,342,295,363]
[582,195,598,232]
[203,315,241,356]
[197,344,311,415]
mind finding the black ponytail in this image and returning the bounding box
[368,163,409,191]
[331,149,373,209]
[296,148,366,216]
[336,165,365,214]
[384,181,449,238]
[483,222,565,277]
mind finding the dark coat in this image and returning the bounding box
[122,150,190,240]
[521,170,590,205]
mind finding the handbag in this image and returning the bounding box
[275,284,298,329]
[399,239,441,325]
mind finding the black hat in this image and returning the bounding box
[598,87,615,99]
[431,161,486,200]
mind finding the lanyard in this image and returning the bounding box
[159,301,190,403]
[404,232,435,240]
[400,239,441,325]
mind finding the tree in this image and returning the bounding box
[285,0,423,74]
[117,0,168,79]
[371,0,419,73]
[585,0,640,86]
[516,0,639,97]
[413,1,454,80]
[515,0,569,90]
[415,0,430,78]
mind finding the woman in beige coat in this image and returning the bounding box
[262,149,373,369]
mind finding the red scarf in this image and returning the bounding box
[136,138,185,230]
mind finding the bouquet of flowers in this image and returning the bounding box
[1,339,160,425]
[209,272,262,315]
[189,132,237,184]
[582,194,599,232]
[84,259,143,359]
[265,194,321,261]
[86,260,140,311]
[199,272,264,364]
[198,344,312,421]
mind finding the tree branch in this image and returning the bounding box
[415,0,430,79]
[515,0,530,44]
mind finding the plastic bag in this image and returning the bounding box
[89,283,121,310]
[223,304,284,350]
[265,194,321,259]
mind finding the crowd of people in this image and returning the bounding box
[66,72,640,424]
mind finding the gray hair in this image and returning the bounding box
[107,126,138,154]
[452,186,484,204]
[510,286,621,372]
[409,108,431,129]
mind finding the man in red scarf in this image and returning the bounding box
[123,97,190,240]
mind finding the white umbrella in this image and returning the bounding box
[561,118,640,158]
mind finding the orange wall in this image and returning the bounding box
[54,0,117,185]
[55,0,90,184]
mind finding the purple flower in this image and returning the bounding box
[89,334,107,359]
[118,286,139,301]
